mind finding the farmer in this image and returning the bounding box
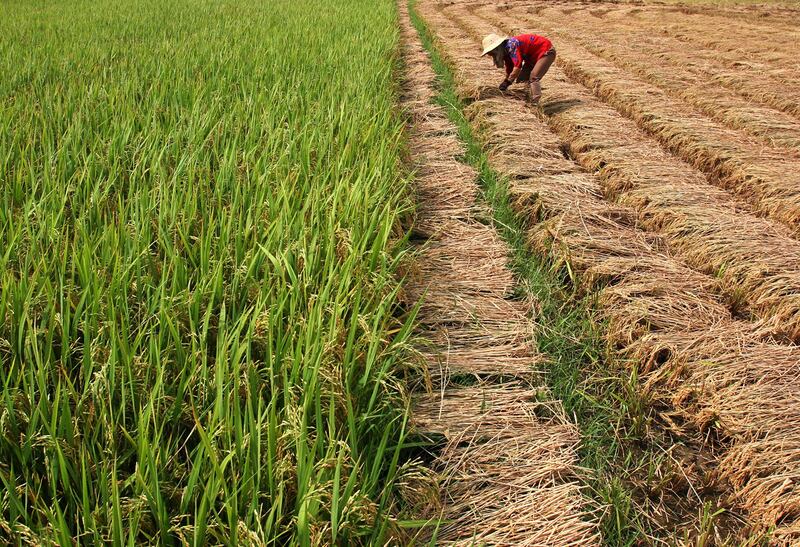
[481,33,556,104]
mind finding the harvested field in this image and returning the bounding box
[467,6,800,236]
[443,5,800,342]
[504,8,800,149]
[532,5,800,119]
[415,0,800,542]
[614,7,800,71]
[399,2,600,543]
[538,3,800,75]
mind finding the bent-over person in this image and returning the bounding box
[481,33,556,104]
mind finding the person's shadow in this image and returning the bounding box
[471,85,524,102]
[470,86,583,117]
[542,98,582,115]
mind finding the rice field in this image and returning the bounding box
[0,0,418,543]
[4,0,800,544]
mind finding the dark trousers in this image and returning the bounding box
[515,47,557,82]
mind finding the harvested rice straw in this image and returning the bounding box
[417,323,540,379]
[526,2,800,74]
[415,1,800,538]
[399,3,599,543]
[438,5,800,339]
[617,7,800,73]
[413,385,598,545]
[448,5,800,339]
[525,3,800,118]
[506,8,800,150]
[470,6,800,234]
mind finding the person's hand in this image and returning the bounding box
[499,79,511,91]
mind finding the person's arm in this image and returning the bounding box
[500,39,522,89]
[507,51,523,82]
[499,58,513,90]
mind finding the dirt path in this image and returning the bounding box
[415,0,800,542]
[398,2,599,544]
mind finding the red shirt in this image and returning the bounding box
[503,34,553,73]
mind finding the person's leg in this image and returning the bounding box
[532,49,556,80]
[529,49,556,104]
[515,61,533,83]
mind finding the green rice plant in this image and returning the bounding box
[0,0,418,544]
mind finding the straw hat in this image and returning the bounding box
[481,33,507,56]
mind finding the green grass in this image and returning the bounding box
[0,0,419,544]
[407,2,659,544]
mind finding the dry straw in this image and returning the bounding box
[413,385,597,545]
[418,0,800,539]
[451,5,800,340]
[399,2,600,543]
[508,6,800,149]
[479,5,800,224]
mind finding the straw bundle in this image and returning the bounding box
[412,385,597,545]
